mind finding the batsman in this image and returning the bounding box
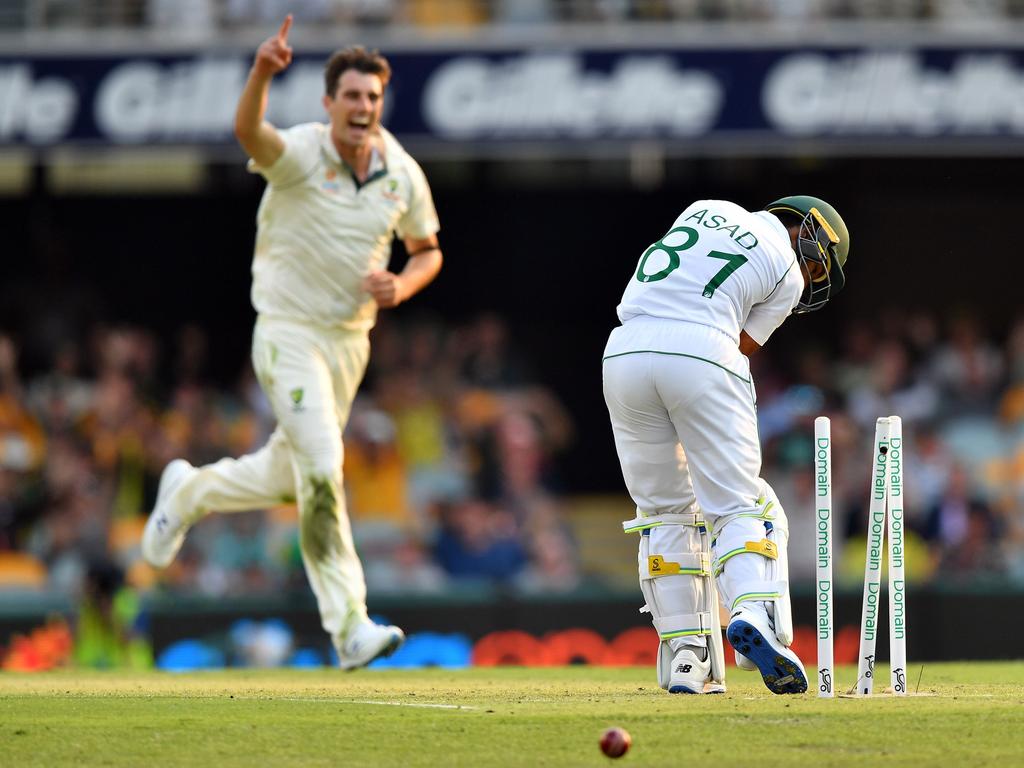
[603,196,849,694]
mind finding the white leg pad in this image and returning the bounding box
[656,636,672,689]
[759,484,793,646]
[735,649,758,670]
[625,513,726,688]
[712,485,794,647]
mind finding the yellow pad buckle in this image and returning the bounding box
[648,555,680,575]
[745,539,778,559]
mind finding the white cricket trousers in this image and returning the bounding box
[602,320,775,611]
[174,315,371,644]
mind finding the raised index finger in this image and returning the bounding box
[277,14,293,43]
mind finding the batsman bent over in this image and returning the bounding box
[603,196,849,694]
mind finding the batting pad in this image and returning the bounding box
[711,494,794,647]
[625,512,726,688]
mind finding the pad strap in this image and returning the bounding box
[713,537,778,576]
[652,612,715,640]
[755,493,776,517]
[641,552,710,580]
[623,513,704,534]
[729,580,788,611]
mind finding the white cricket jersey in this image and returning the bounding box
[247,123,440,331]
[606,199,803,366]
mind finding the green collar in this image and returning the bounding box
[319,128,389,190]
[345,145,388,191]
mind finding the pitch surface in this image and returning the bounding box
[2,662,1021,766]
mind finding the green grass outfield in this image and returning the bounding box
[2,662,1022,767]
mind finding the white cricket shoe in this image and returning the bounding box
[727,607,808,694]
[336,620,405,670]
[142,459,197,568]
[667,646,724,694]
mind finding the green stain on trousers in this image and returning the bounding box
[300,476,343,562]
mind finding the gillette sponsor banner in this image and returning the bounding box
[2,47,1024,151]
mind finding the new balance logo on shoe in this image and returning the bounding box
[676,664,693,674]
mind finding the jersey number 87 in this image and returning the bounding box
[636,226,747,298]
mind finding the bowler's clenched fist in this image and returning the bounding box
[364,270,406,308]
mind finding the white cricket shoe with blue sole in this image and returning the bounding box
[727,607,808,694]
[142,459,197,569]
[336,620,405,670]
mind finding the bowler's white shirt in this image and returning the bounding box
[248,123,440,330]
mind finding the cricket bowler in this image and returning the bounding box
[143,16,442,668]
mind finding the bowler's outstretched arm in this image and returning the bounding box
[234,15,292,167]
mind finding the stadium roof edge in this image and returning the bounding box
[2,19,1024,55]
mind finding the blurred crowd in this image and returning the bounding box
[758,310,1024,588]
[2,307,1024,614]
[0,312,578,607]
[4,0,1023,30]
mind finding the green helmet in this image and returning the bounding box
[766,195,850,313]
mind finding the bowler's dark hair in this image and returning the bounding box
[324,46,392,96]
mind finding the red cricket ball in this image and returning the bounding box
[599,726,632,758]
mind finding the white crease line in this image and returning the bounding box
[276,697,478,710]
